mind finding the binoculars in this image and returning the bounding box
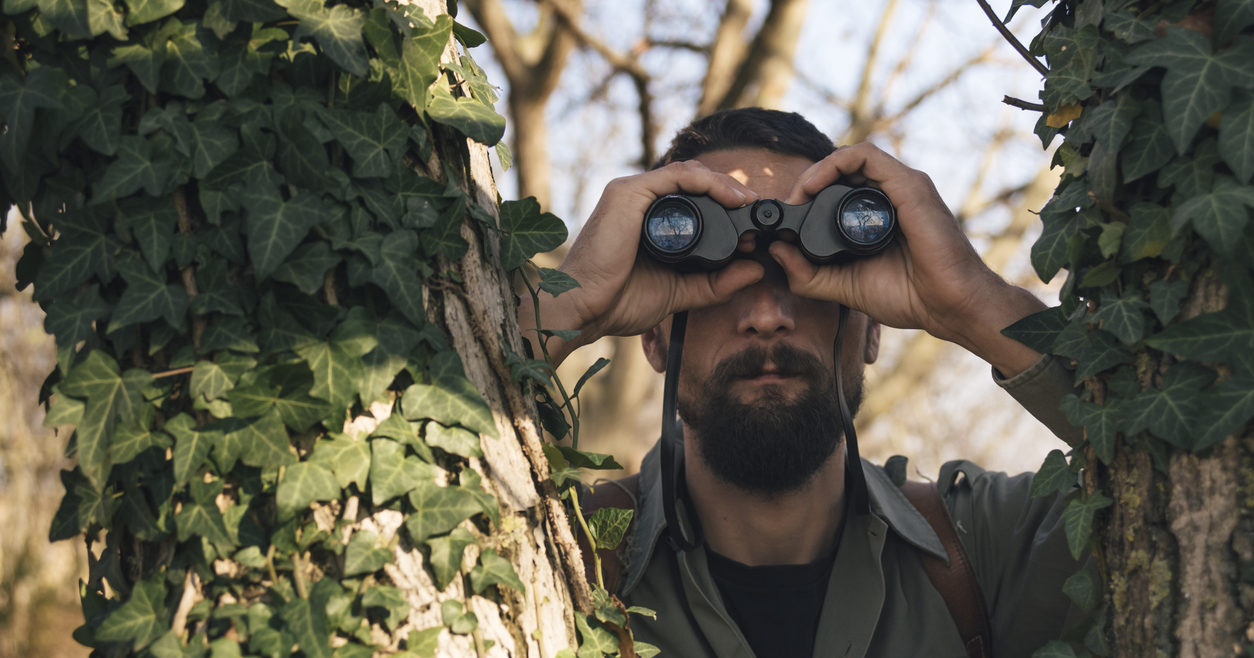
[640,184,897,269]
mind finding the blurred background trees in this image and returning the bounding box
[0,0,1064,651]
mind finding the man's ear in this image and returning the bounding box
[641,324,668,373]
[863,320,881,365]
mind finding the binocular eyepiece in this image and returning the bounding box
[641,184,896,269]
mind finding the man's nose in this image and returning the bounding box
[736,276,796,338]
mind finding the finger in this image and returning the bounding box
[673,259,764,311]
[768,241,846,304]
[635,160,760,210]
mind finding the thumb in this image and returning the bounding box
[674,259,764,311]
[769,242,847,303]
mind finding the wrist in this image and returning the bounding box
[934,280,1046,378]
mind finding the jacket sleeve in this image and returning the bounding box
[993,354,1084,447]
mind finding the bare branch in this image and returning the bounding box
[850,0,899,135]
[698,0,753,116]
[975,0,1049,77]
[1003,95,1046,112]
[646,38,708,53]
[715,0,809,111]
[463,0,527,84]
[879,44,997,127]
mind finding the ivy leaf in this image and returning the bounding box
[425,526,474,590]
[72,84,126,156]
[295,340,362,409]
[1060,395,1121,465]
[425,84,505,146]
[0,68,62,170]
[159,19,220,99]
[1219,91,1254,183]
[273,242,342,294]
[280,598,333,658]
[1041,25,1099,108]
[1147,302,1254,363]
[424,422,482,458]
[469,548,525,594]
[43,285,110,352]
[277,0,368,76]
[123,0,182,26]
[396,15,452,108]
[401,380,497,438]
[1123,363,1214,449]
[344,530,392,576]
[404,479,481,542]
[1001,306,1066,354]
[1196,376,1254,451]
[440,599,477,635]
[369,438,436,505]
[62,351,150,487]
[1148,279,1189,325]
[1033,640,1078,658]
[95,135,174,201]
[1125,28,1254,152]
[1090,290,1149,345]
[1029,449,1075,498]
[276,462,340,520]
[588,507,633,551]
[167,412,218,484]
[1063,492,1111,559]
[95,577,168,650]
[229,384,332,432]
[317,104,407,178]
[361,585,408,631]
[118,198,178,273]
[112,424,172,465]
[1121,203,1174,262]
[1053,320,1133,379]
[187,118,239,178]
[1172,177,1254,257]
[242,183,330,280]
[308,433,371,490]
[574,613,619,657]
[537,267,579,296]
[233,409,295,468]
[218,0,283,22]
[1121,109,1175,183]
[108,253,190,333]
[498,197,567,271]
[49,469,106,541]
[175,499,233,545]
[369,229,426,328]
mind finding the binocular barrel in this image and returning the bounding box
[641,184,897,269]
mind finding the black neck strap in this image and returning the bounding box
[661,311,702,551]
[835,305,870,515]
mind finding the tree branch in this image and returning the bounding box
[715,0,808,111]
[1003,95,1046,112]
[698,0,753,116]
[975,0,1049,77]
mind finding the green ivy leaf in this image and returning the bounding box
[108,253,190,333]
[1148,279,1190,325]
[62,351,151,487]
[344,530,392,576]
[280,597,333,658]
[424,421,482,458]
[1121,109,1174,183]
[1032,640,1079,658]
[1053,320,1133,379]
[112,424,172,465]
[1219,91,1254,183]
[1147,304,1254,363]
[229,383,332,432]
[43,285,110,352]
[175,499,234,545]
[1059,395,1120,465]
[1063,492,1111,560]
[1195,376,1254,451]
[537,267,579,296]
[273,242,342,295]
[95,135,175,201]
[574,612,619,658]
[1120,203,1174,262]
[1041,25,1099,108]
[589,506,633,551]
[187,118,239,178]
[404,479,481,542]
[308,433,371,490]
[1030,449,1075,498]
[401,380,496,438]
[295,340,362,409]
[469,548,525,594]
[123,0,182,26]
[1125,28,1254,152]
[218,0,283,22]
[425,84,505,146]
[159,18,220,99]
[317,104,407,178]
[276,461,340,520]
[498,197,567,271]
[1123,363,1214,449]
[426,526,474,590]
[369,438,436,505]
[1001,306,1066,354]
[242,183,331,281]
[167,412,218,484]
[369,229,426,328]
[1172,177,1254,257]
[1090,290,1149,345]
[361,585,408,631]
[396,15,452,108]
[277,0,368,76]
[440,599,477,634]
[95,577,169,650]
[225,409,294,468]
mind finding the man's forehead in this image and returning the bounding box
[694,148,815,199]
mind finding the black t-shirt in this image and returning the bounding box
[705,548,838,658]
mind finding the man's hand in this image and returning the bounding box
[771,142,1047,377]
[520,160,765,367]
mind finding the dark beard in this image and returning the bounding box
[680,343,861,496]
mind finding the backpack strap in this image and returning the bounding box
[900,480,992,658]
[577,474,640,593]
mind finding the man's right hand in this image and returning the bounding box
[518,160,764,367]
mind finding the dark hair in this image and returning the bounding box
[655,108,836,168]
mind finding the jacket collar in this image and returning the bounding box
[621,442,948,595]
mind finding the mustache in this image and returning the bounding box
[709,343,831,385]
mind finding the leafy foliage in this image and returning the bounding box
[0,0,604,653]
[1014,0,1254,653]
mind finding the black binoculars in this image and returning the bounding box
[640,184,897,269]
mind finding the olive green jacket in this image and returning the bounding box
[620,356,1085,658]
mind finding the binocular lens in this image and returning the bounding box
[645,200,700,254]
[838,191,894,247]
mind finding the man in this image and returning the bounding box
[519,109,1082,657]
